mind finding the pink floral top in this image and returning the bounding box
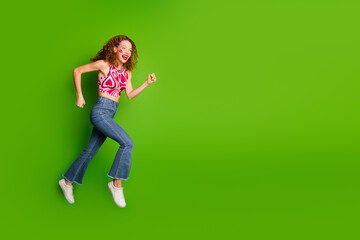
[98,65,128,97]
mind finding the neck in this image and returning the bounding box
[114,59,123,68]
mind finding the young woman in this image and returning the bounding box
[58,35,156,208]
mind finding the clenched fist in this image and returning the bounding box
[76,96,86,108]
[147,73,157,85]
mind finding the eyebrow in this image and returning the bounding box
[120,45,132,50]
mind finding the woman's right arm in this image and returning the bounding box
[73,60,106,108]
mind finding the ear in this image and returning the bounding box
[113,46,117,53]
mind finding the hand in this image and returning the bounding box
[76,96,86,108]
[147,73,157,85]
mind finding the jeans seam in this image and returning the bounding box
[62,174,82,185]
[100,115,127,147]
[113,147,126,178]
[100,115,128,179]
[107,173,128,181]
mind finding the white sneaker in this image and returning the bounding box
[59,179,75,204]
[108,180,126,208]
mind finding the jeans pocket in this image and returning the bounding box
[95,101,105,107]
[91,108,104,122]
[97,108,110,116]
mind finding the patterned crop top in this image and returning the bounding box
[98,65,128,97]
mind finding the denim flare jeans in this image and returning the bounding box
[63,96,134,185]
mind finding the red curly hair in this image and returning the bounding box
[90,35,138,71]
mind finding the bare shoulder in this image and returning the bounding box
[126,70,132,78]
[97,59,109,68]
[97,60,110,75]
[75,60,109,74]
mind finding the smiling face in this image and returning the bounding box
[114,40,133,63]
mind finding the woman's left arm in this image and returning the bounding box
[125,71,156,100]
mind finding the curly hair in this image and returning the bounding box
[90,35,138,71]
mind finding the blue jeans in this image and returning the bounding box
[62,96,134,185]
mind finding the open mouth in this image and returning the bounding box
[122,55,129,60]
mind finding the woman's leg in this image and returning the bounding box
[62,127,107,185]
[91,111,134,182]
[113,179,122,188]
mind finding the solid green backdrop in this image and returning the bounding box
[2,0,360,239]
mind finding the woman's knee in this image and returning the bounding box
[120,137,134,149]
[126,138,134,149]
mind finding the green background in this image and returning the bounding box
[2,0,360,239]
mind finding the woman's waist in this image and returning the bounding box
[98,91,120,103]
[94,95,119,110]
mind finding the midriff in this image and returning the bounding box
[98,91,120,102]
